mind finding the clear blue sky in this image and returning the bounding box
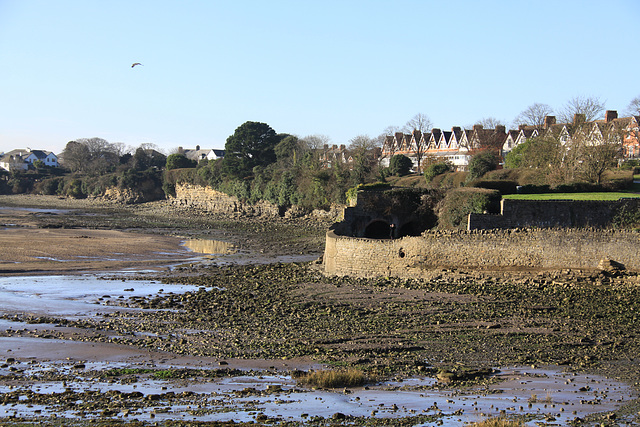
[1,0,638,155]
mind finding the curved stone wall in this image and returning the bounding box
[323,229,640,278]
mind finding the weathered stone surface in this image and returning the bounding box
[324,229,640,278]
[598,258,626,271]
[169,183,280,217]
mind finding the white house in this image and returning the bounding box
[0,149,58,172]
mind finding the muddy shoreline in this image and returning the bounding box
[1,194,639,425]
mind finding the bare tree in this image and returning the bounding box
[402,113,432,133]
[558,95,605,123]
[624,95,640,116]
[474,117,505,129]
[348,134,379,151]
[61,137,120,174]
[513,103,554,128]
[301,134,330,151]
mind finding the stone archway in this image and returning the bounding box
[364,220,391,239]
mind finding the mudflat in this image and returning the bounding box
[0,194,639,425]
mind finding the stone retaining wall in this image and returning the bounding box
[324,229,640,278]
[468,198,640,230]
[169,183,343,220]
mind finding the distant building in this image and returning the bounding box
[380,110,640,171]
[0,149,58,172]
[181,145,225,162]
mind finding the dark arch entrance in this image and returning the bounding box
[398,221,418,237]
[364,220,391,239]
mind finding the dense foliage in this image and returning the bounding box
[437,187,501,229]
[388,154,413,176]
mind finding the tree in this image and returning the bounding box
[132,144,166,171]
[401,113,432,133]
[347,134,378,151]
[401,113,433,174]
[558,95,605,123]
[166,153,196,170]
[274,135,301,165]
[474,117,505,129]
[513,103,554,128]
[223,121,281,177]
[570,123,623,184]
[466,150,499,181]
[301,134,330,151]
[61,137,120,174]
[625,96,640,117]
[388,154,413,176]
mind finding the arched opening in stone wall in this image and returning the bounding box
[398,221,419,237]
[364,220,391,239]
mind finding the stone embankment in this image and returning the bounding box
[324,228,640,278]
[169,183,342,220]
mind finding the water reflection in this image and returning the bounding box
[182,239,236,255]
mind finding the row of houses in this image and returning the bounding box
[379,110,640,172]
[0,149,59,172]
[0,146,227,172]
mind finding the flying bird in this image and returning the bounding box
[131,62,143,68]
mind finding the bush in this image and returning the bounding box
[468,180,518,195]
[437,187,501,230]
[388,154,413,176]
[424,162,450,182]
[467,151,499,181]
[64,179,86,199]
[430,171,467,188]
[166,153,197,170]
[36,177,63,195]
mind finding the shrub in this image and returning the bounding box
[430,171,467,188]
[437,187,501,229]
[166,153,197,170]
[424,162,450,182]
[467,151,500,181]
[64,179,86,199]
[388,154,413,176]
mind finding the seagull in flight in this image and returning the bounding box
[131,62,143,68]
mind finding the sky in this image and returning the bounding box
[1,0,639,155]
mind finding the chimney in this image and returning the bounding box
[332,144,337,149]
[519,124,527,130]
[573,114,586,125]
[195,145,200,151]
[605,110,618,123]
[452,126,461,132]
[496,125,506,134]
[339,144,346,150]
[544,115,556,129]
[473,124,483,131]
[323,144,328,150]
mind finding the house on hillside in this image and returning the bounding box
[0,149,58,172]
[181,146,225,162]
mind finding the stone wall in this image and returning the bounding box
[468,198,640,230]
[169,183,344,220]
[170,183,280,217]
[324,229,640,278]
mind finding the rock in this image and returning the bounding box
[598,258,625,271]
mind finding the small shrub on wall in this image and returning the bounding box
[437,187,501,230]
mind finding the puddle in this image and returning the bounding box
[182,239,236,255]
[0,275,199,317]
